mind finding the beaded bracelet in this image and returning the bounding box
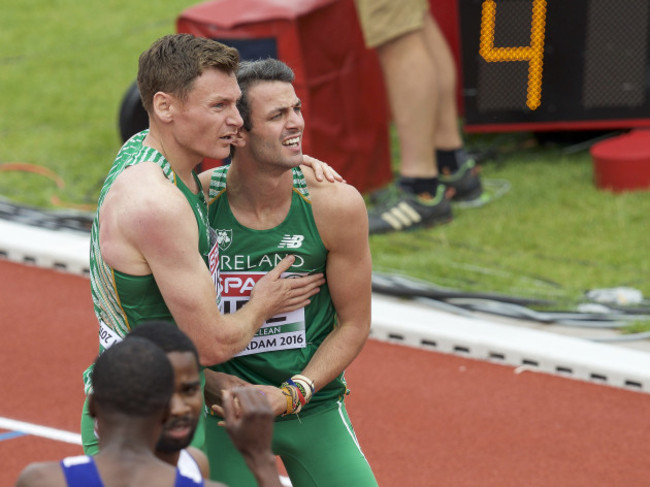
[279,374,315,416]
[285,378,307,406]
[291,374,315,403]
[280,382,302,415]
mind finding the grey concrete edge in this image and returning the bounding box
[2,219,648,394]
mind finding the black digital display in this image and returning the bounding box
[459,0,650,132]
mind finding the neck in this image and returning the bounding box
[227,156,294,229]
[229,154,294,200]
[95,416,161,458]
[155,449,181,467]
[144,129,200,189]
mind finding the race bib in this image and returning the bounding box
[99,320,122,349]
[219,271,307,357]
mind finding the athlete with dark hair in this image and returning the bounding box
[82,33,332,456]
[128,321,209,478]
[16,337,282,487]
[17,338,208,486]
[200,58,377,486]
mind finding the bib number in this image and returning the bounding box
[219,271,307,357]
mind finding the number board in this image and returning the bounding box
[459,0,650,132]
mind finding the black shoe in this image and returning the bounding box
[368,185,452,235]
[439,159,483,202]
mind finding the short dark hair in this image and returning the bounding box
[91,337,174,416]
[236,58,296,131]
[127,321,199,368]
[137,33,240,113]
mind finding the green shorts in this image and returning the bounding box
[354,0,429,48]
[205,399,377,487]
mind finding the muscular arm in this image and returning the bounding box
[197,154,342,188]
[101,164,324,365]
[299,179,372,390]
[257,178,372,415]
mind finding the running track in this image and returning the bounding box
[2,259,650,486]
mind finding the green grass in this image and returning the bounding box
[0,0,192,208]
[2,0,650,312]
[371,132,650,307]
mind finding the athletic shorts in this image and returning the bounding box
[354,0,429,48]
[205,399,378,487]
[80,395,207,455]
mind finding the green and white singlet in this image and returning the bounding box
[204,165,377,487]
[85,130,210,382]
[82,130,211,454]
[206,165,346,411]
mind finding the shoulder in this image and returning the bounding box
[198,165,229,201]
[183,447,210,479]
[16,462,65,487]
[302,168,366,217]
[299,168,368,247]
[105,163,194,228]
[113,160,173,191]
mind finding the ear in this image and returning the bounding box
[88,395,97,419]
[152,92,174,123]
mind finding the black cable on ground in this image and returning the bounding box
[0,199,93,233]
[371,273,650,342]
[371,280,553,307]
[2,199,649,343]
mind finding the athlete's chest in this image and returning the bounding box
[215,204,325,275]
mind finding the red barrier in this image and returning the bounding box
[177,0,393,193]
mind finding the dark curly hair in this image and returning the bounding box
[91,337,174,416]
[127,321,199,368]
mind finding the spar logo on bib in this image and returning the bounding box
[219,270,308,357]
[221,272,261,297]
[219,271,262,314]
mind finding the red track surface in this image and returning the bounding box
[2,259,650,486]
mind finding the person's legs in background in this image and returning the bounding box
[367,10,452,234]
[423,12,482,202]
[357,1,482,234]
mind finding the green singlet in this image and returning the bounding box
[204,165,377,486]
[81,130,210,454]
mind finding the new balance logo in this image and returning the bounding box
[278,235,305,249]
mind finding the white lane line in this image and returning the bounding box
[0,417,81,445]
[0,417,294,485]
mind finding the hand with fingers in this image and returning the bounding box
[204,370,251,411]
[221,387,281,487]
[301,154,346,183]
[250,255,325,318]
[252,385,289,417]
